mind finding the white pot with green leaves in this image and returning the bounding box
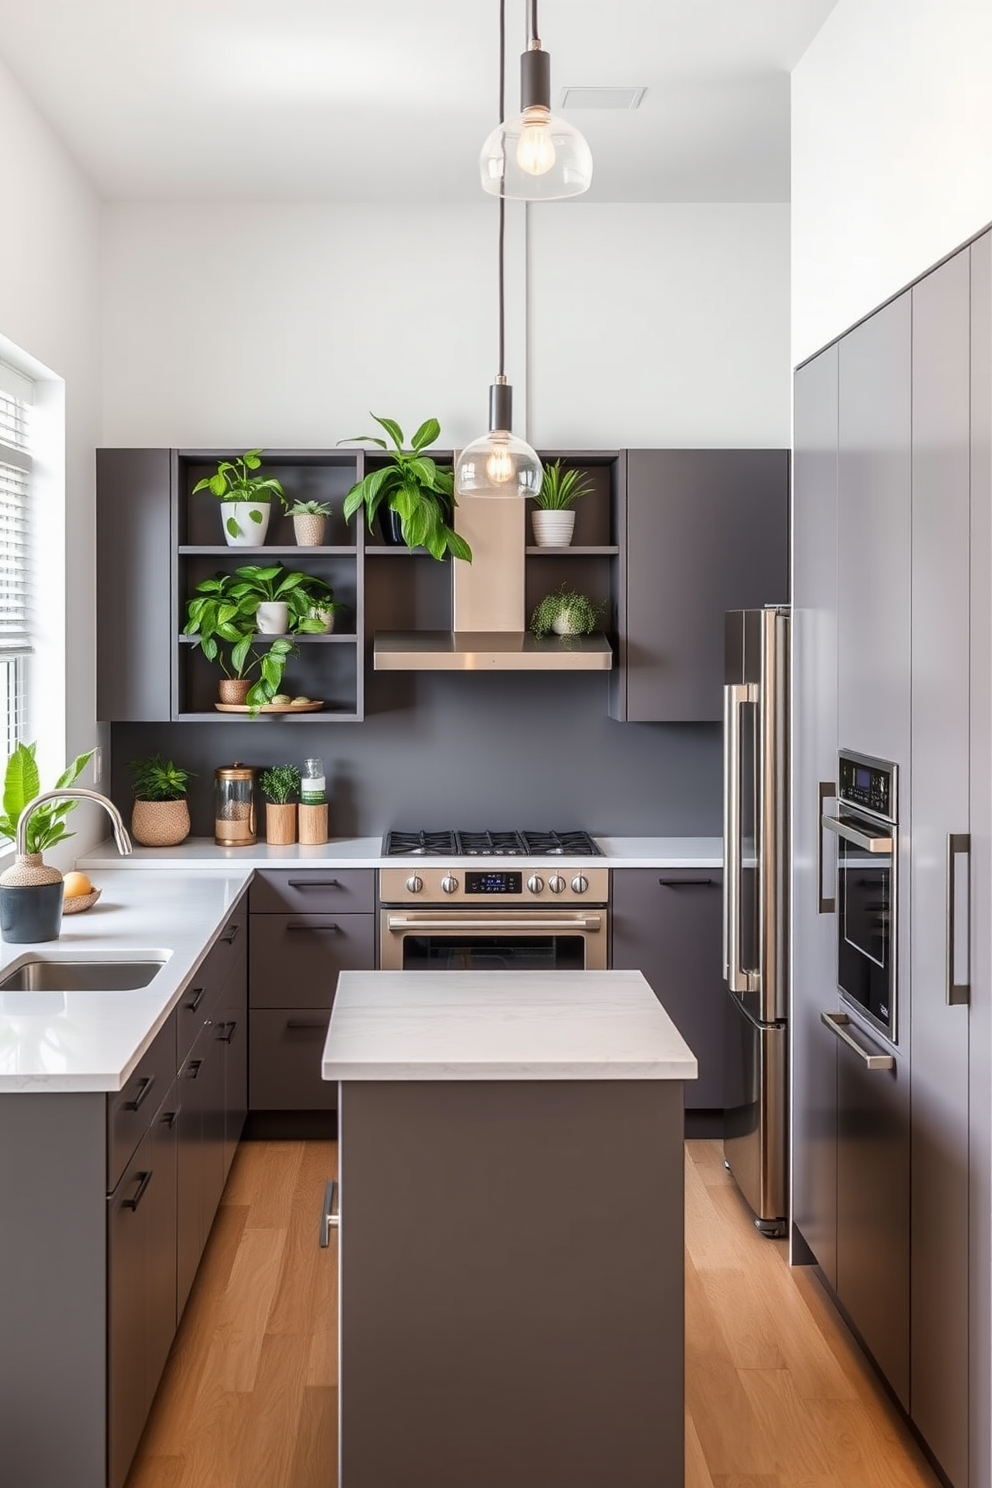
[193,449,287,547]
[530,460,594,548]
[529,586,602,639]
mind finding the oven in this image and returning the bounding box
[378,861,609,973]
[822,749,898,1041]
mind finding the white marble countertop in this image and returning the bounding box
[81,835,723,871]
[322,970,699,1082]
[0,869,252,1093]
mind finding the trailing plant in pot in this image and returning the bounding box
[339,415,472,561]
[286,499,333,547]
[193,449,287,547]
[183,573,298,716]
[127,754,195,847]
[530,460,594,547]
[223,564,338,636]
[529,585,603,638]
[0,741,94,942]
[258,764,301,845]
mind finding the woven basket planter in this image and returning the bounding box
[131,798,191,848]
[293,513,327,546]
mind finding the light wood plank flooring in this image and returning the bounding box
[126,1138,940,1488]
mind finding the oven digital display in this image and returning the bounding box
[465,872,522,894]
[855,766,871,791]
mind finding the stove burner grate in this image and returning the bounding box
[382,828,602,858]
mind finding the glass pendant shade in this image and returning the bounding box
[455,427,544,499]
[480,109,593,200]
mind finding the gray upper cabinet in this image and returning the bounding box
[791,344,840,1286]
[609,449,789,722]
[910,246,972,1488]
[97,448,174,722]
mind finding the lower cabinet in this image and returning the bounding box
[610,868,726,1111]
[249,871,375,1114]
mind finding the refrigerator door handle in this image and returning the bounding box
[946,832,971,1006]
[817,782,836,914]
[723,680,756,992]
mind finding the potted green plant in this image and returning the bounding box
[183,573,298,715]
[531,460,595,548]
[286,498,333,547]
[0,741,94,942]
[127,754,195,847]
[192,449,287,548]
[529,585,603,638]
[223,564,338,635]
[339,415,472,561]
[258,764,302,844]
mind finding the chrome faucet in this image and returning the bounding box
[15,788,133,858]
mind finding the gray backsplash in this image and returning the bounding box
[110,671,721,838]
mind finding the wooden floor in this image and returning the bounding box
[126,1138,941,1488]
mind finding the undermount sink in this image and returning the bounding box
[0,954,168,993]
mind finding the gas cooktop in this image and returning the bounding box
[383,829,602,858]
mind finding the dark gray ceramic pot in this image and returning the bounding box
[0,881,64,943]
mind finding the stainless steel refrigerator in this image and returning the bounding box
[722,607,789,1237]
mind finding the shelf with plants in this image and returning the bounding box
[524,452,621,643]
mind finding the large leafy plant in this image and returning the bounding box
[223,564,337,630]
[183,572,298,715]
[192,449,287,541]
[340,415,472,562]
[0,741,95,854]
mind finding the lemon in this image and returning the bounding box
[63,870,92,898]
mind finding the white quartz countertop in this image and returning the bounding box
[81,835,723,871]
[0,869,252,1093]
[322,970,699,1082]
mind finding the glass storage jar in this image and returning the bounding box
[214,763,256,846]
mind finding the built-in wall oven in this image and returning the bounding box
[822,749,898,1041]
[378,833,609,972]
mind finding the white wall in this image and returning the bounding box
[792,0,992,364]
[100,201,790,451]
[0,54,104,859]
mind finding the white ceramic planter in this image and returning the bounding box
[532,510,575,547]
[221,500,271,546]
[552,608,585,636]
[256,601,290,634]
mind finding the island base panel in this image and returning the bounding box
[339,1078,685,1488]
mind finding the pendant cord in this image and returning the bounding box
[530,0,539,46]
[497,0,506,379]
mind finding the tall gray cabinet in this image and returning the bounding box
[793,235,992,1488]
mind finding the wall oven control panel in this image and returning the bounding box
[838,750,897,822]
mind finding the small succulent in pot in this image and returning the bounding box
[192,449,287,546]
[530,461,595,548]
[258,764,301,846]
[529,585,603,639]
[286,499,333,547]
[127,754,195,848]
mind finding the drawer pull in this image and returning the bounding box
[127,1075,155,1113]
[221,921,241,945]
[184,986,206,1012]
[288,879,341,889]
[184,1059,203,1081]
[123,1169,153,1212]
[216,1021,237,1044]
[319,1179,339,1247]
[659,878,716,888]
[821,1011,894,1070]
[162,1109,179,1130]
[287,921,340,932]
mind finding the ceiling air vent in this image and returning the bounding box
[558,86,646,111]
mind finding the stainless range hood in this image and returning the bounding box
[373,499,612,672]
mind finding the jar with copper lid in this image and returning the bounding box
[214,763,256,846]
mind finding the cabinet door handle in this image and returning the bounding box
[184,986,206,1012]
[817,782,836,914]
[127,1075,155,1113]
[184,1059,203,1080]
[947,832,971,1006]
[122,1169,153,1212]
[820,1010,894,1070]
[287,921,340,932]
[216,1020,237,1044]
[162,1110,179,1130]
[288,879,341,889]
[222,921,241,944]
[319,1178,339,1248]
[659,878,715,888]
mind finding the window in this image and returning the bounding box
[0,362,33,760]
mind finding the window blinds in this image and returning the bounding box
[0,363,33,755]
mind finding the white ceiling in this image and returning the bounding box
[0,0,839,204]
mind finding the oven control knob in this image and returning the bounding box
[571,875,589,895]
[527,874,545,894]
[548,874,566,894]
[441,874,459,895]
[405,875,423,894]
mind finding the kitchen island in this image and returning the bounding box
[323,969,697,1488]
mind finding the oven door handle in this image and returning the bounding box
[822,814,893,854]
[385,915,604,932]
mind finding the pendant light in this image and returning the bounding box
[455,0,543,500]
[480,0,593,201]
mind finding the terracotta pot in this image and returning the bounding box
[532,510,575,547]
[218,678,251,705]
[265,802,297,845]
[293,513,327,546]
[131,798,191,848]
